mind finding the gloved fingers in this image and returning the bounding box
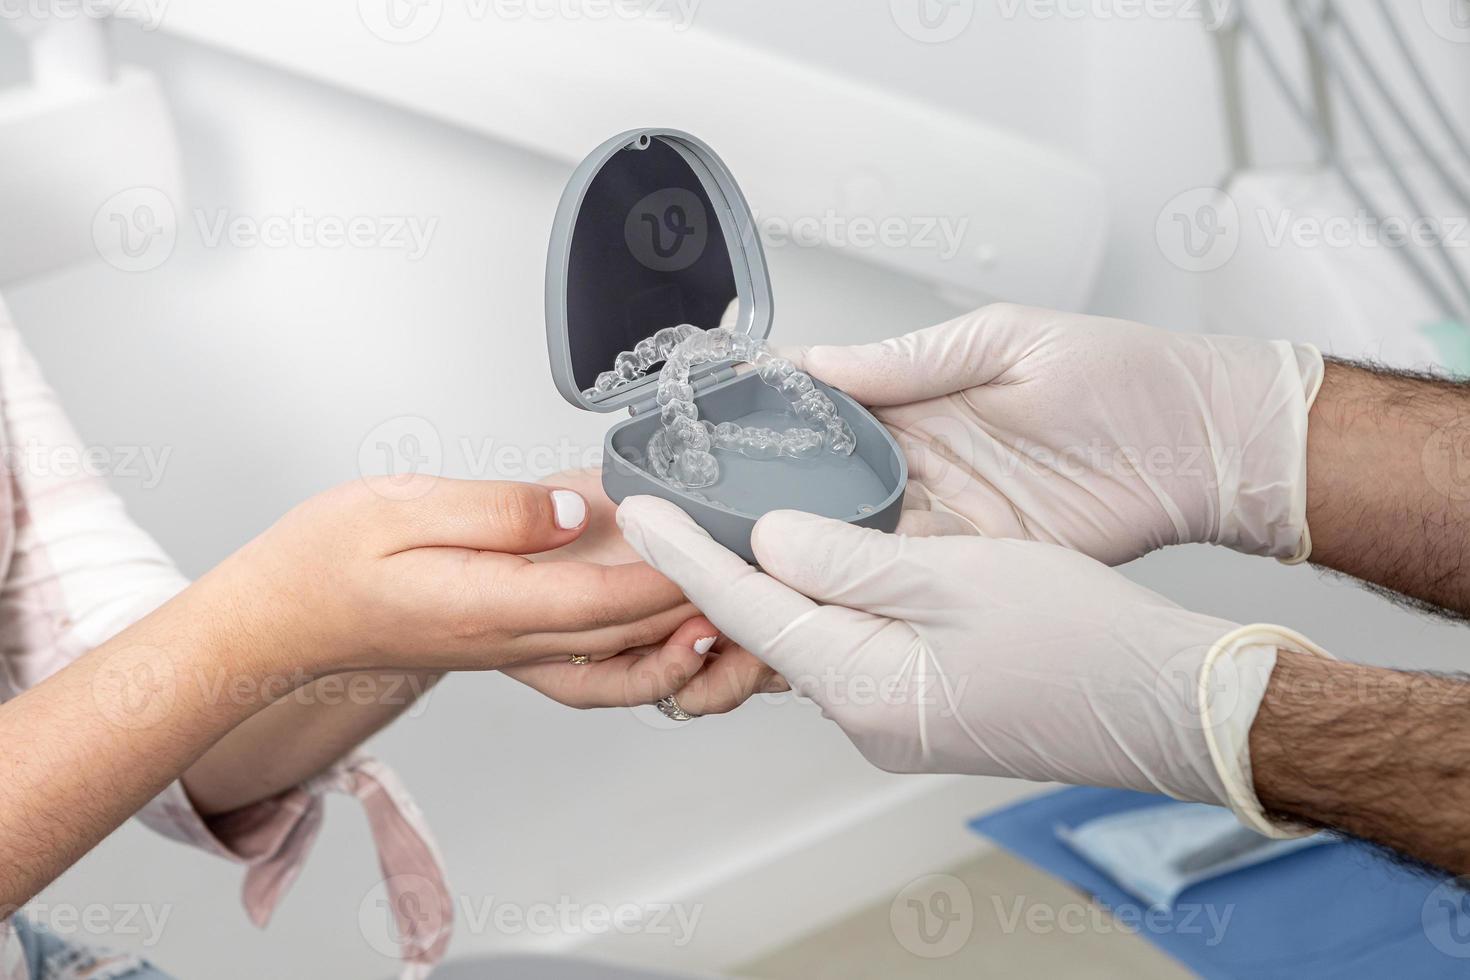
[617,496,821,658]
[775,304,1036,407]
[895,507,980,537]
[620,499,929,690]
[895,483,966,538]
[750,509,968,619]
[888,421,1050,542]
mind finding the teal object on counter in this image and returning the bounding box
[1421,319,1470,376]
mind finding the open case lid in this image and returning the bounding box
[545,128,774,413]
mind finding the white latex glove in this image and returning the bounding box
[781,304,1325,565]
[618,496,1332,837]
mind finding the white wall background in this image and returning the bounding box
[3,2,1470,978]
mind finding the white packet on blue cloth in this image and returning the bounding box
[1056,802,1331,910]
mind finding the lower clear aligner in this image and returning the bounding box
[585,324,856,490]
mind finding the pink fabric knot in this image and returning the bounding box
[211,751,453,979]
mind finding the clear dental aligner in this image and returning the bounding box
[585,325,856,490]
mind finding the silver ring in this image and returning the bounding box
[655,694,696,722]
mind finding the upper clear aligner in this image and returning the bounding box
[584,325,856,489]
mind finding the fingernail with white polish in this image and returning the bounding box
[693,636,718,655]
[551,490,587,529]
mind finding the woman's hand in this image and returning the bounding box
[504,468,788,713]
[201,474,696,677]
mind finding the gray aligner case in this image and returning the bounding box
[545,128,906,563]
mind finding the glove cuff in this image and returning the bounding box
[1278,344,1325,565]
[1198,623,1333,839]
[1217,342,1324,562]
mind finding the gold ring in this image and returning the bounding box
[569,654,591,666]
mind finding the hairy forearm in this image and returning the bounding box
[1306,359,1470,617]
[183,669,443,815]
[0,579,303,907]
[1250,650,1470,873]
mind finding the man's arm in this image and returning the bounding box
[1210,359,1470,870]
[1306,360,1470,617]
[1250,649,1470,873]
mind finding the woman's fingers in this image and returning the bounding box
[369,477,591,555]
[506,617,719,708]
[672,642,789,716]
[589,616,717,707]
[502,559,687,631]
[511,604,699,661]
